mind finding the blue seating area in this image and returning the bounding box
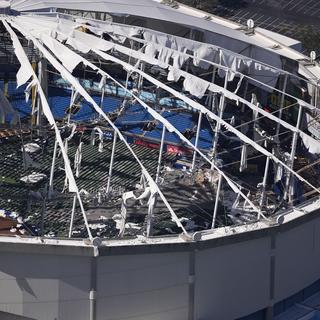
[117,106,214,150]
[1,81,214,151]
[115,104,152,135]
[48,86,121,121]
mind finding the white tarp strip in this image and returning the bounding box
[40,33,84,73]
[240,144,248,173]
[183,74,209,99]
[10,26,33,88]
[21,18,313,128]
[9,18,189,236]
[3,20,93,239]
[300,133,320,154]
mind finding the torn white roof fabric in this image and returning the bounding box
[0,87,18,125]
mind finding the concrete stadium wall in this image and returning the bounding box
[97,252,190,320]
[1,209,320,320]
[275,217,320,302]
[0,253,91,320]
[195,237,271,320]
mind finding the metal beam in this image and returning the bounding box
[284,104,303,202]
[48,138,58,199]
[192,112,202,171]
[260,156,270,209]
[106,131,117,194]
[275,74,288,140]
[212,174,223,229]
[68,195,77,238]
[156,125,166,183]
[211,74,228,166]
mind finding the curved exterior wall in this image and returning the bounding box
[1,208,320,320]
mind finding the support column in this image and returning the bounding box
[212,174,222,229]
[313,82,319,108]
[48,138,58,199]
[156,125,166,183]
[146,126,166,237]
[106,131,117,194]
[40,192,46,236]
[191,112,202,171]
[100,86,105,110]
[37,58,48,135]
[241,79,249,112]
[68,195,77,238]
[284,104,303,202]
[186,29,194,73]
[31,60,37,139]
[67,88,75,125]
[260,156,270,209]
[206,67,217,109]
[137,62,145,93]
[275,74,288,140]
[146,194,156,237]
[211,73,228,167]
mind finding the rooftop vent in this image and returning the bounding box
[161,0,179,9]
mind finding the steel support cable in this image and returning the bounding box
[2,20,93,240]
[7,18,189,236]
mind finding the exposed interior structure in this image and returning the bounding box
[0,0,320,243]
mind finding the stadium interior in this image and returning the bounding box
[0,3,320,242]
